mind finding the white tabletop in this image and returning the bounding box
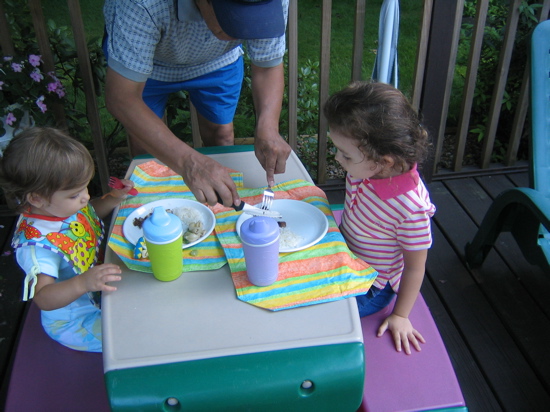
[102,149,362,372]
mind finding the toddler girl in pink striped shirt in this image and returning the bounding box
[324,81,436,355]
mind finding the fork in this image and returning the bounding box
[260,184,274,210]
[108,176,138,196]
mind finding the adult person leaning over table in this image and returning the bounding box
[103,0,291,207]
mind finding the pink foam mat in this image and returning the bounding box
[4,302,110,412]
[330,208,465,411]
[358,296,465,412]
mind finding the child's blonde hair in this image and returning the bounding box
[323,81,430,173]
[0,127,95,212]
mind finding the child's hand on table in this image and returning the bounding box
[80,263,122,293]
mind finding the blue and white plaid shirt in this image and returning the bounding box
[103,0,288,83]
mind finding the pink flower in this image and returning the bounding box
[28,54,41,67]
[11,62,23,72]
[30,69,44,82]
[35,96,47,113]
[5,112,16,126]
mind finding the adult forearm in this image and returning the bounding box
[104,69,240,206]
[105,70,194,176]
[251,63,284,135]
[108,99,192,175]
[250,63,290,185]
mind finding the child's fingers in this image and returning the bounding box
[98,274,121,293]
[104,274,122,283]
[414,329,426,344]
[376,320,389,337]
[408,330,425,353]
[394,332,403,353]
[408,335,420,353]
[401,336,410,354]
[96,264,122,284]
[119,178,134,190]
[102,284,118,292]
[99,263,122,274]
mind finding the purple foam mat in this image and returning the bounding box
[331,208,465,411]
[4,302,110,412]
[358,296,465,412]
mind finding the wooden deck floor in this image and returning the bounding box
[423,171,550,411]
[2,170,549,411]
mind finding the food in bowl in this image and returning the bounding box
[279,226,302,250]
[133,206,207,244]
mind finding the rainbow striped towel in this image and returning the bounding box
[212,179,378,311]
[107,160,241,273]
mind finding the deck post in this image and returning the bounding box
[418,0,463,182]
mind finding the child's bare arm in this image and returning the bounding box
[377,248,427,354]
[90,178,135,219]
[31,264,122,311]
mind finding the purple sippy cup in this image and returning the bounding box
[240,216,280,286]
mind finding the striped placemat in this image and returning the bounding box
[107,160,241,273]
[212,179,378,311]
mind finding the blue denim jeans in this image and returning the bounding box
[356,283,396,317]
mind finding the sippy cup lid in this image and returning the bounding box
[240,216,280,245]
[142,206,183,243]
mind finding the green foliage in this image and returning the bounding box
[295,0,422,97]
[452,0,542,162]
[8,0,424,182]
[165,91,193,144]
[283,59,320,137]
[2,1,126,157]
[0,54,66,135]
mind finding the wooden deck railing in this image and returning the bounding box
[1,0,549,189]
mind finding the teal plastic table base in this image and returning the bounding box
[105,342,364,412]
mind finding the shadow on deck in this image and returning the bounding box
[1,170,549,411]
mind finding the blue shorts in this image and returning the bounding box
[102,31,243,125]
[143,57,244,125]
[356,283,396,317]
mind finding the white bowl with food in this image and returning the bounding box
[123,199,216,249]
[236,199,329,253]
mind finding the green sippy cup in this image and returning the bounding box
[142,206,183,281]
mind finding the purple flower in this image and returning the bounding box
[36,96,47,113]
[3,56,13,62]
[0,80,4,90]
[28,54,41,67]
[56,88,66,98]
[5,112,16,126]
[11,62,23,72]
[30,69,44,82]
[47,82,57,92]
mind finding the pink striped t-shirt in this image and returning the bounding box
[340,165,436,292]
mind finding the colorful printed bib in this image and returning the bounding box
[12,204,104,276]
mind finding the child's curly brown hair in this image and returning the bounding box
[323,81,430,174]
